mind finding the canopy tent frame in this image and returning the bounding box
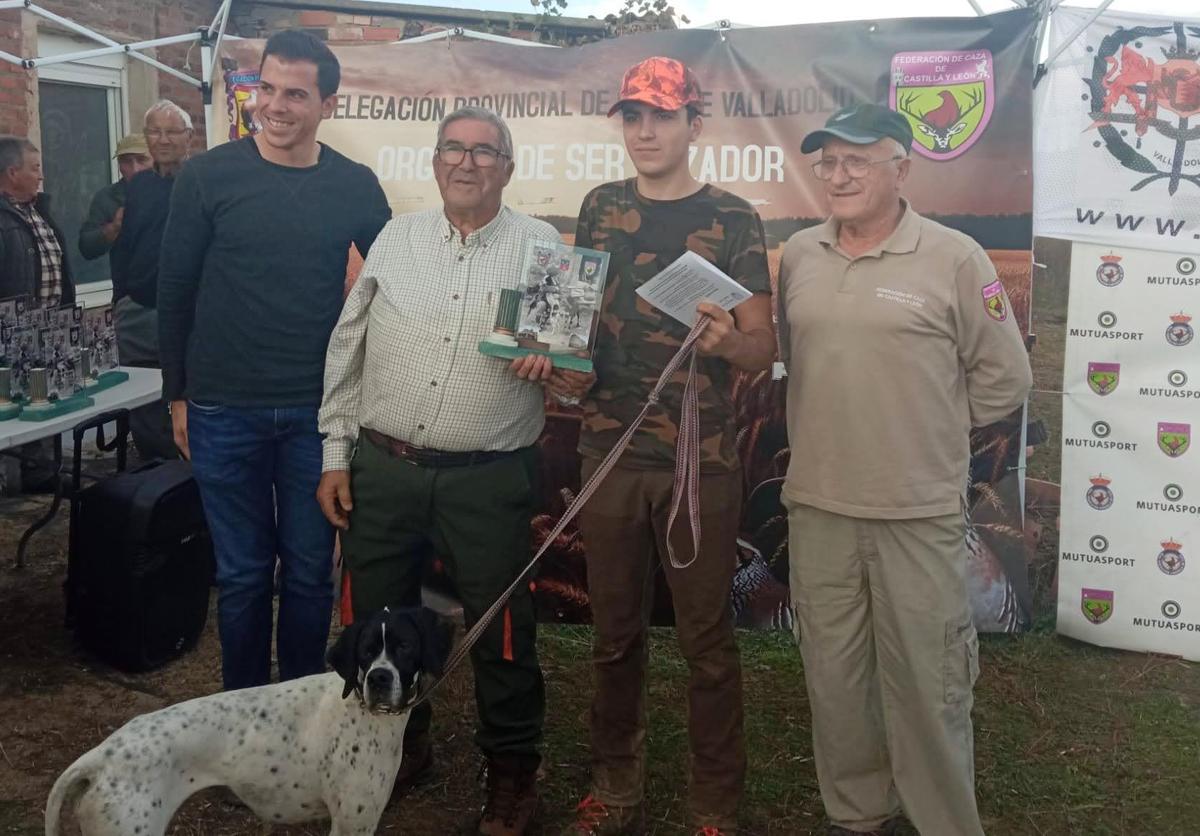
[0,0,210,88]
[0,0,1132,147]
[0,0,236,145]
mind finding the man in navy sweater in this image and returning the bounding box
[158,30,391,690]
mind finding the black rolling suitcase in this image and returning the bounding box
[65,410,214,672]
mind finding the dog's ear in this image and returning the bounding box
[416,607,454,676]
[327,620,366,700]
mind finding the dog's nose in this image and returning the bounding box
[366,668,393,690]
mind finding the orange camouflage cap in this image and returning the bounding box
[607,56,703,117]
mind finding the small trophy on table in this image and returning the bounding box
[0,367,18,420]
[24,367,52,414]
[479,238,610,373]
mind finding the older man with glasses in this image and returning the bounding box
[776,103,1031,836]
[318,105,558,836]
[108,100,194,459]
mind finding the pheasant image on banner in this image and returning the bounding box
[890,49,995,159]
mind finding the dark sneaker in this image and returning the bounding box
[561,794,646,835]
[477,754,540,836]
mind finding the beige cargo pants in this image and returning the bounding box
[785,501,984,836]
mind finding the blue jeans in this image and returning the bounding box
[187,403,335,690]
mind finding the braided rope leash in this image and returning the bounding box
[414,315,711,706]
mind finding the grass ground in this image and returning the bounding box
[4,237,1197,834]
[2,502,1198,835]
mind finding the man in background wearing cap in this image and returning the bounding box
[777,103,1031,835]
[78,132,150,265]
[108,99,194,459]
[552,56,774,836]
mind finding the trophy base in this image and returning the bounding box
[17,394,96,422]
[82,369,130,395]
[482,333,519,347]
[478,340,594,373]
[0,401,20,421]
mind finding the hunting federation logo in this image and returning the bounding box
[1157,538,1186,575]
[1085,21,1200,196]
[890,50,994,160]
[1158,421,1191,457]
[1086,474,1115,509]
[1088,361,1120,395]
[1081,587,1114,624]
[1096,253,1125,286]
[1166,311,1194,345]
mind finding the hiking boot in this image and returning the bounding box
[561,794,646,835]
[390,733,434,798]
[476,753,540,835]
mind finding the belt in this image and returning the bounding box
[361,427,519,468]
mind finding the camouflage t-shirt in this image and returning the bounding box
[575,179,771,472]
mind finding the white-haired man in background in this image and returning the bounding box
[110,99,193,459]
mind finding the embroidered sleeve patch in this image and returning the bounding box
[981,279,1007,322]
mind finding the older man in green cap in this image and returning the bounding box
[78,132,150,263]
[777,103,1031,836]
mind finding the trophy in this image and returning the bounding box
[483,289,523,348]
[478,239,610,373]
[25,367,52,413]
[80,347,96,382]
[0,367,18,420]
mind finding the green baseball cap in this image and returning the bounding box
[800,103,914,154]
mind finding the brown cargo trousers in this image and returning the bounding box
[578,456,745,831]
[785,501,984,836]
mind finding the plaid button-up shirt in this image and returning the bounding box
[15,200,64,304]
[318,205,562,472]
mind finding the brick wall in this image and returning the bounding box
[0,0,220,147]
[0,9,35,136]
[233,1,614,47]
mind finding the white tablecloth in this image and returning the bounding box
[0,367,163,452]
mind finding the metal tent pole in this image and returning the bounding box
[201,26,215,150]
[24,2,199,87]
[1041,0,1115,73]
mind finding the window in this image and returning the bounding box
[36,34,126,293]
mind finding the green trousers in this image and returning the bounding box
[341,434,545,757]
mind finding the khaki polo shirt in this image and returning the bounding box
[777,203,1032,519]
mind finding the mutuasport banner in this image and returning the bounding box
[1057,241,1200,661]
[216,8,1039,631]
[1035,8,1200,254]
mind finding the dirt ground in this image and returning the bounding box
[0,490,513,836]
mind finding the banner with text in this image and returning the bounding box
[1058,241,1200,660]
[216,9,1039,631]
[1035,8,1200,254]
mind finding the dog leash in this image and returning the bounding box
[413,316,711,706]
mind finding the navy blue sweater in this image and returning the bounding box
[157,138,390,406]
[111,168,174,308]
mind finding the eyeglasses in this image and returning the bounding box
[436,143,508,168]
[811,155,904,180]
[144,128,189,139]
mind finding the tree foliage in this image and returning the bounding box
[530,0,688,37]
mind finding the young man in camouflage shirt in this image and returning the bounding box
[557,57,775,836]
